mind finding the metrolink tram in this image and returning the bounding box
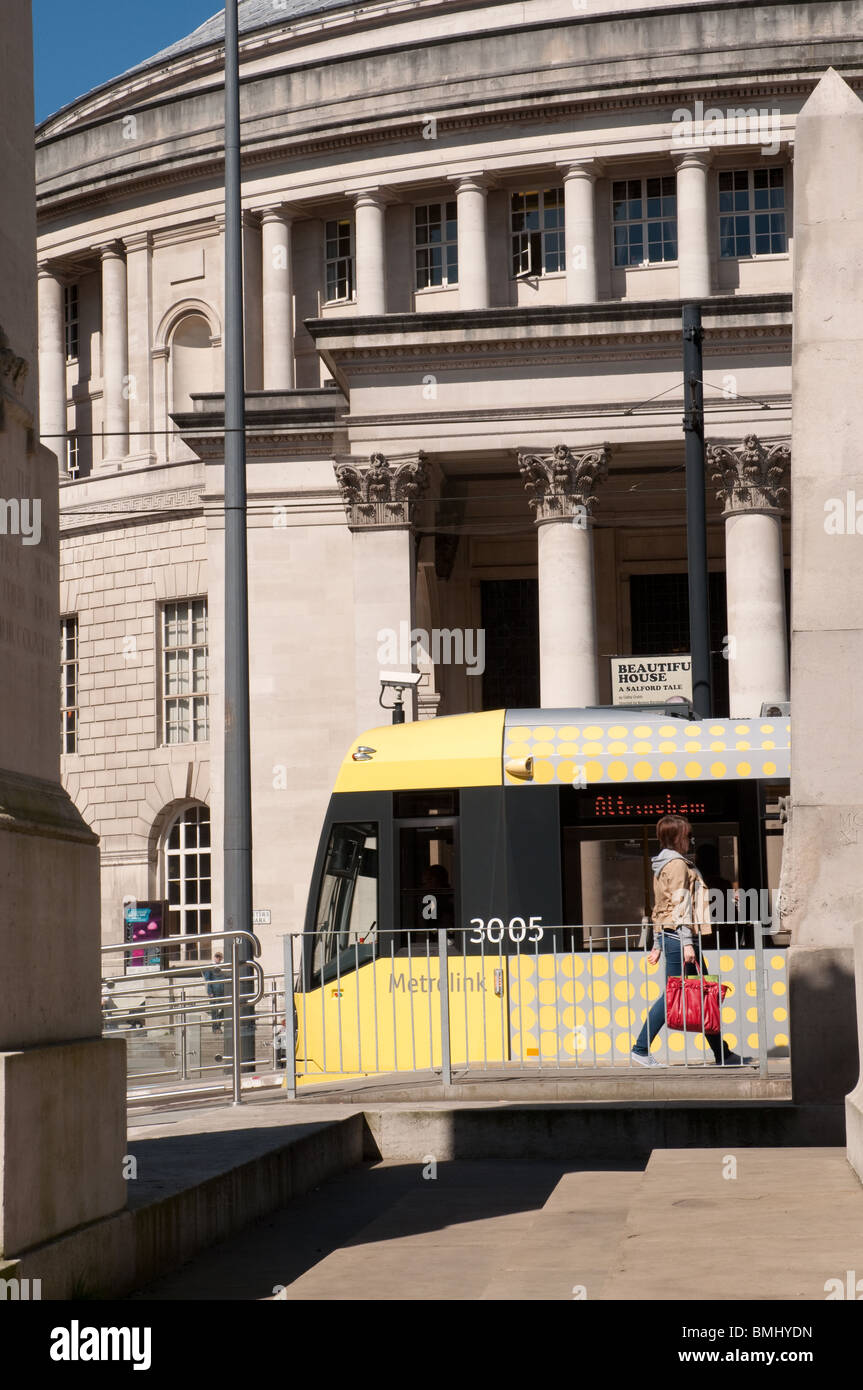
[296,708,790,1080]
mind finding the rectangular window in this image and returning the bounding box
[325,219,354,303]
[65,434,80,480]
[415,201,458,288]
[162,598,209,745]
[60,615,78,753]
[612,176,677,266]
[629,572,730,718]
[511,189,565,277]
[719,167,787,258]
[64,283,79,359]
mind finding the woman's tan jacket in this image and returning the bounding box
[651,854,712,939]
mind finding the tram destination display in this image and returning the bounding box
[567,782,737,825]
[610,654,693,705]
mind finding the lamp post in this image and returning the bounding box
[682,302,713,718]
[223,0,255,1082]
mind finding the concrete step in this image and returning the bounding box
[599,1147,863,1301]
[292,1064,792,1105]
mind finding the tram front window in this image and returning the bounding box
[312,822,379,982]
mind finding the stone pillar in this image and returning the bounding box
[707,435,790,716]
[519,444,610,941]
[261,207,295,390]
[0,12,127,1293]
[98,241,129,463]
[673,150,712,300]
[335,453,429,733]
[561,161,600,303]
[123,230,155,465]
[779,68,863,1114]
[37,264,67,477]
[453,175,490,310]
[518,443,610,706]
[354,191,387,315]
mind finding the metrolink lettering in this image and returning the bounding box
[389,971,486,993]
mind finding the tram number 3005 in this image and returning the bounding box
[468,916,543,944]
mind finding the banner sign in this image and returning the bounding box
[123,901,165,969]
[611,655,693,706]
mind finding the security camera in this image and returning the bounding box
[379,671,422,688]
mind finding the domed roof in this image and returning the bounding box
[38,0,370,127]
[129,0,361,73]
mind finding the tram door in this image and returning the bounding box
[396,818,458,949]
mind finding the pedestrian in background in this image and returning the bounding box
[631,815,748,1069]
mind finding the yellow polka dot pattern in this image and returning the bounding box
[503,715,790,784]
[507,949,789,1065]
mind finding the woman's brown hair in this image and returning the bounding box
[656,814,692,856]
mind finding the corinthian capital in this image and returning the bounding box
[707,435,790,515]
[334,451,428,528]
[517,443,611,521]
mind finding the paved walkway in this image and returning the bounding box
[127,1129,863,1300]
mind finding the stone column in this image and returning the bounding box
[261,207,295,390]
[673,149,712,300]
[354,191,387,315]
[778,69,863,1117]
[518,443,611,706]
[0,8,127,1294]
[561,161,600,303]
[37,263,67,476]
[707,435,790,716]
[98,241,129,463]
[453,175,490,310]
[123,230,155,465]
[335,452,429,733]
[519,444,610,939]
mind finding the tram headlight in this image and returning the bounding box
[505,756,534,781]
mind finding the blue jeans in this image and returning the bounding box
[632,932,730,1063]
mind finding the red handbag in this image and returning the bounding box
[666,963,729,1034]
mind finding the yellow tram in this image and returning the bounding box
[294,707,790,1082]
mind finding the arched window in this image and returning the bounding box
[164,803,212,961]
[171,313,214,414]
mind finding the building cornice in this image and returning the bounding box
[34,74,815,222]
[59,486,204,536]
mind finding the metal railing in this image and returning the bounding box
[101,928,266,1104]
[279,921,789,1095]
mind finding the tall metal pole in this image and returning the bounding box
[682,302,713,718]
[223,0,254,1081]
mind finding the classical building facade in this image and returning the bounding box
[34,0,857,973]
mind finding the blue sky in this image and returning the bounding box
[33,0,219,122]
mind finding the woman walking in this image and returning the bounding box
[631,814,747,1069]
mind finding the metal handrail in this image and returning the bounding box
[102,928,262,1104]
[100,927,262,957]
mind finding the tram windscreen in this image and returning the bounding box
[312,822,379,982]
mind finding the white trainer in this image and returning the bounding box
[630,1051,663,1069]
